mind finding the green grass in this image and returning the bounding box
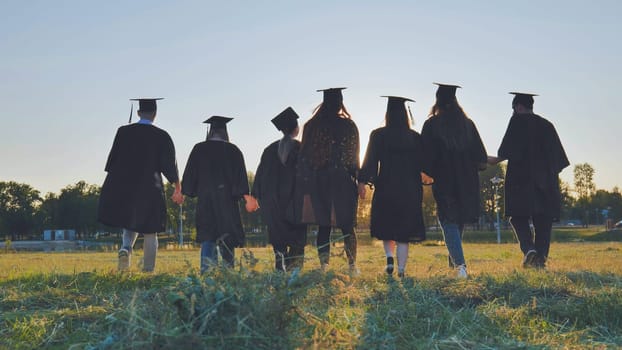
[1,241,621,349]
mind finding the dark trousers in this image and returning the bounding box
[509,215,553,258]
[317,225,357,265]
[273,243,305,271]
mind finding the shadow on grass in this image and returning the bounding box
[357,270,622,349]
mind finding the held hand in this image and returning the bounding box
[172,190,184,205]
[421,172,434,185]
[358,183,367,200]
[243,194,260,213]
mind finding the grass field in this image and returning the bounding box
[1,238,621,349]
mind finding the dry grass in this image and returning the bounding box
[1,241,621,349]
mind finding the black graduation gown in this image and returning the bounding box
[359,127,426,242]
[181,140,249,247]
[98,123,179,233]
[252,139,307,246]
[498,113,569,220]
[293,117,359,228]
[421,117,487,224]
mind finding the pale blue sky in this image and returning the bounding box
[1,0,620,195]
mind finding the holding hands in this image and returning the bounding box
[244,194,260,213]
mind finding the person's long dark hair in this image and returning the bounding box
[385,104,411,129]
[301,101,353,168]
[428,96,471,150]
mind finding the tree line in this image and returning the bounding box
[0,163,615,241]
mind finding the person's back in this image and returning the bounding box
[98,98,182,272]
[495,92,569,268]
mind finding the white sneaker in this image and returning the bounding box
[118,248,130,271]
[456,264,468,279]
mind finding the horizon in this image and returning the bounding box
[1,1,620,194]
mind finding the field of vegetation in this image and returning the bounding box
[1,230,621,349]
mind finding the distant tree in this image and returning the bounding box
[573,163,595,227]
[559,180,574,221]
[165,182,197,238]
[479,164,505,230]
[356,186,373,230]
[0,181,42,240]
[574,163,595,200]
[421,185,436,228]
[54,181,100,238]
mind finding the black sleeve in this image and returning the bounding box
[549,124,570,174]
[159,132,179,183]
[252,147,269,199]
[469,121,488,170]
[359,130,380,184]
[104,128,122,172]
[497,115,519,160]
[181,145,199,197]
[420,120,437,177]
[231,146,250,199]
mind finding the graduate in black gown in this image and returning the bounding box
[181,116,252,271]
[293,87,362,274]
[359,96,426,277]
[489,92,569,268]
[98,98,183,272]
[252,107,308,272]
[421,84,488,279]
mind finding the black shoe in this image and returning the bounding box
[533,254,547,269]
[385,257,394,275]
[522,249,538,268]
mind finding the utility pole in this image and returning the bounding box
[178,203,183,247]
[490,176,504,244]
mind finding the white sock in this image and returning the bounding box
[142,233,159,272]
[396,242,409,271]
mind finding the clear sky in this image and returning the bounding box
[1,0,620,195]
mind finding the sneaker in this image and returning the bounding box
[320,263,329,272]
[385,257,394,275]
[456,264,468,279]
[118,248,130,271]
[397,269,405,278]
[523,249,538,268]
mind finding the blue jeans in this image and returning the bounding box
[439,221,466,267]
[200,240,235,273]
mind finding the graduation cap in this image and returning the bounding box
[434,83,461,99]
[128,98,163,123]
[382,96,415,125]
[203,116,233,129]
[509,92,538,108]
[317,87,347,104]
[271,107,300,132]
[381,95,415,105]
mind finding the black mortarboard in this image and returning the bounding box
[203,116,233,129]
[128,98,163,123]
[434,83,461,99]
[509,92,538,108]
[130,98,163,112]
[381,95,415,105]
[271,107,300,132]
[317,87,347,104]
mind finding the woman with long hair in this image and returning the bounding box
[421,83,487,278]
[294,87,362,274]
[359,96,426,277]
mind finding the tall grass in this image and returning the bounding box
[1,242,621,349]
